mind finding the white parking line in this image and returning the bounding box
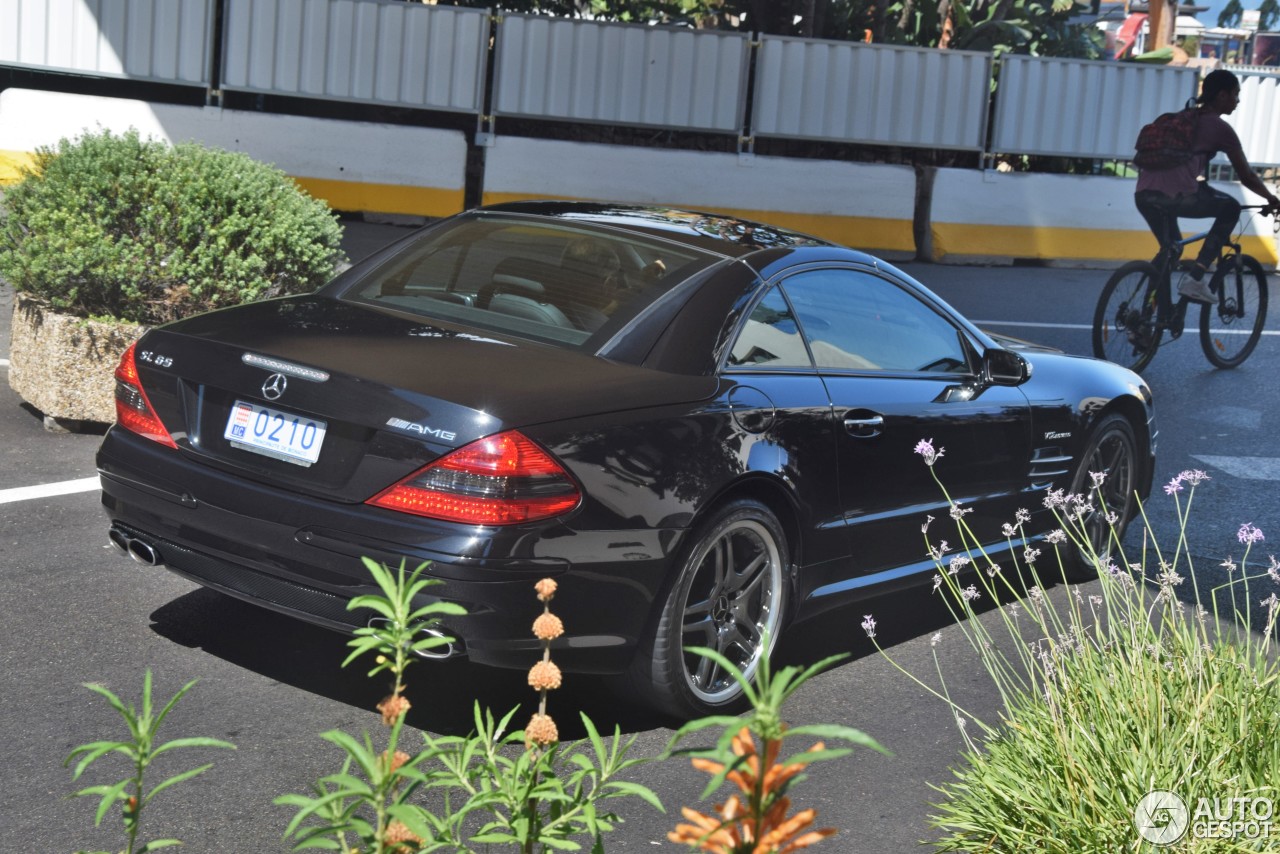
[0,476,99,504]
[1192,455,1280,481]
[975,320,1280,336]
[0,358,9,367]
[976,320,1093,331]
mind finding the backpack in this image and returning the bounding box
[1133,107,1200,170]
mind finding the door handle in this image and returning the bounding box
[843,414,884,438]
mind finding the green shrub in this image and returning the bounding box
[0,128,344,325]
[865,446,1280,852]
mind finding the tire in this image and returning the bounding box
[630,498,789,719]
[1064,414,1139,581]
[1093,261,1162,374]
[1200,253,1268,369]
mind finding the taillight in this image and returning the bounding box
[114,342,177,448]
[367,430,580,525]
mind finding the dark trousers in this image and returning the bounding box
[1135,184,1241,270]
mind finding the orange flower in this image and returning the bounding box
[525,712,559,748]
[532,612,564,640]
[382,749,411,773]
[670,726,836,853]
[376,693,411,725]
[383,819,423,850]
[535,577,558,602]
[527,659,562,691]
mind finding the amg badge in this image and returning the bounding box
[387,418,457,441]
[1044,431,1072,440]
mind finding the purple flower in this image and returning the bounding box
[913,438,944,467]
[1180,469,1210,487]
[1239,523,1265,545]
[948,555,971,575]
[961,585,980,602]
[921,514,935,534]
[861,614,877,638]
[1089,471,1108,489]
[1046,529,1067,545]
[1163,476,1184,496]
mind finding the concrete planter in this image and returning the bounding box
[8,294,147,428]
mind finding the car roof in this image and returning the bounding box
[478,200,835,259]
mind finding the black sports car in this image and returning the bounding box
[98,202,1155,717]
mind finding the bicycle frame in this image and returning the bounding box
[1147,226,1215,338]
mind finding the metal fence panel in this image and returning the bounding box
[752,36,991,150]
[221,0,488,114]
[992,56,1198,160]
[1232,72,1280,168]
[0,0,212,85]
[493,14,748,133]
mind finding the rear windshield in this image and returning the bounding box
[340,213,719,347]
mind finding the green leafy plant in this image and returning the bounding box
[667,643,886,852]
[414,575,664,853]
[65,670,235,854]
[0,128,344,325]
[863,440,1280,851]
[278,562,663,853]
[276,558,466,852]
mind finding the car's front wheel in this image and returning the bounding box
[633,498,788,718]
[1065,413,1139,581]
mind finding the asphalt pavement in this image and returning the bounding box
[3,217,1278,852]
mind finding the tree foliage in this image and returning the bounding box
[1260,0,1280,31]
[1218,0,1244,28]
[439,0,1100,58]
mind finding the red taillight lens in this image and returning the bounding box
[114,342,177,448]
[367,430,580,525]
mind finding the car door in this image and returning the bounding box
[775,265,1034,603]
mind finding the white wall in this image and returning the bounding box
[3,89,1275,267]
[482,136,919,257]
[0,89,468,216]
[931,167,1279,266]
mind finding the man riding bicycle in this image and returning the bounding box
[1134,69,1280,304]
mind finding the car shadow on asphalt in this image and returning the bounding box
[147,574,1007,740]
[147,587,682,736]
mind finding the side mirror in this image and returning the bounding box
[983,348,1030,386]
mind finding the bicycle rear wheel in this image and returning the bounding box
[1200,254,1268,369]
[1093,261,1162,373]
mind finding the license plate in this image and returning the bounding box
[224,400,327,467]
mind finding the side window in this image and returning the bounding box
[727,286,813,369]
[780,269,970,373]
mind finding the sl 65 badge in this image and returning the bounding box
[138,350,174,368]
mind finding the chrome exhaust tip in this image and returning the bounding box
[411,627,457,660]
[107,526,130,554]
[126,537,161,566]
[366,617,460,660]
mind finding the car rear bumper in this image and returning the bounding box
[97,429,679,674]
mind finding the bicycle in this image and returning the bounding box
[1092,205,1273,374]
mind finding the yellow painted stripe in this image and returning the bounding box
[0,149,38,184]
[933,222,1279,266]
[293,177,464,218]
[482,191,916,253]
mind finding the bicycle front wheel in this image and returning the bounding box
[1093,261,1162,373]
[1200,254,1268,369]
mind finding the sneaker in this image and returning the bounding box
[1178,275,1217,304]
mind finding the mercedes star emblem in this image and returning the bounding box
[261,372,288,401]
